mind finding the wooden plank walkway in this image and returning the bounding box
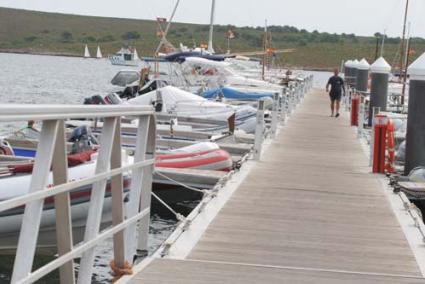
[128,89,424,283]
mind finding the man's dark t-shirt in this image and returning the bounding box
[327,76,344,95]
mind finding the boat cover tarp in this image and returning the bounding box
[164,52,230,63]
[203,87,274,101]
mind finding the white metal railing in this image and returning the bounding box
[253,75,313,161]
[0,104,156,284]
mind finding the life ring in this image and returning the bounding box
[386,119,396,173]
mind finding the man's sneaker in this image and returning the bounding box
[335,113,340,118]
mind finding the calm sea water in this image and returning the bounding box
[0,53,186,283]
[0,53,125,104]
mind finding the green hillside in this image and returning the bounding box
[1,7,424,69]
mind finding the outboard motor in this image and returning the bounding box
[68,126,98,154]
[83,95,106,105]
[104,93,123,105]
[120,85,139,99]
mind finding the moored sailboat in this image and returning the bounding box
[96,45,103,59]
[83,44,90,58]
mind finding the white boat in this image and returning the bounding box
[126,86,258,133]
[181,57,283,92]
[83,44,90,58]
[109,47,139,66]
[96,45,103,59]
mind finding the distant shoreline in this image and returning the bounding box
[0,49,82,58]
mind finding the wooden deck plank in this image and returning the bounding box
[129,259,425,284]
[129,89,423,282]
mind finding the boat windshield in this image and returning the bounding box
[111,71,140,86]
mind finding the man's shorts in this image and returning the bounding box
[329,92,342,102]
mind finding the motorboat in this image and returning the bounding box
[203,86,274,101]
[180,57,284,92]
[109,47,140,66]
[125,86,258,133]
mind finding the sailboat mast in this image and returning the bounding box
[208,0,216,53]
[399,0,409,105]
[262,20,267,80]
[380,30,386,57]
[154,0,181,55]
[401,23,411,105]
[154,0,181,77]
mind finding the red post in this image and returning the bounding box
[351,93,359,126]
[373,114,388,173]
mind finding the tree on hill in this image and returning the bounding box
[61,31,73,42]
[122,31,141,40]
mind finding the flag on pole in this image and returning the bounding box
[227,30,235,39]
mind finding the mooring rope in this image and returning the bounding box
[155,170,207,194]
[151,191,185,222]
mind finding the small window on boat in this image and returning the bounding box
[111,71,140,86]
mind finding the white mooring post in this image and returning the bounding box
[404,52,425,174]
[271,92,279,138]
[253,99,266,161]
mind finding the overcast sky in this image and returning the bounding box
[0,0,424,38]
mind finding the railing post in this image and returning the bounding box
[111,120,126,269]
[294,85,299,104]
[253,99,266,161]
[280,89,287,124]
[136,161,154,254]
[136,117,156,254]
[52,120,75,284]
[124,116,154,262]
[271,92,279,138]
[369,107,380,166]
[358,95,365,138]
[287,86,293,114]
[78,117,118,283]
[11,120,60,283]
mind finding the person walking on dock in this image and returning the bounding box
[326,68,345,117]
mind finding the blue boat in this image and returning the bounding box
[202,87,274,101]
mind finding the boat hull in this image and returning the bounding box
[109,56,139,67]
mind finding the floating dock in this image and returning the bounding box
[123,89,425,283]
